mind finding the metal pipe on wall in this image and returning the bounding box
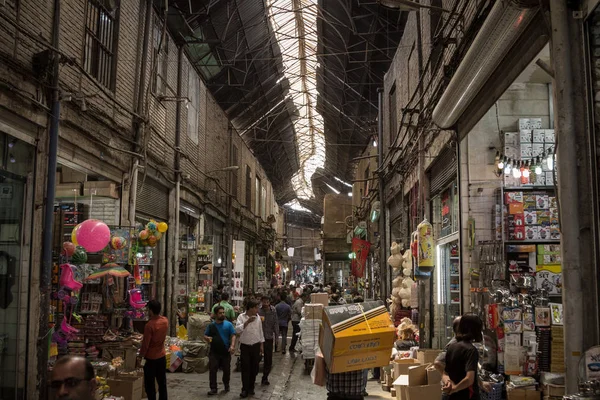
[38,0,61,396]
[549,2,583,393]
[377,88,387,300]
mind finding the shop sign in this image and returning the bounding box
[440,188,452,237]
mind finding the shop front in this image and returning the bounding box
[0,129,36,399]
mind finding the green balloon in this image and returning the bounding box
[71,247,88,265]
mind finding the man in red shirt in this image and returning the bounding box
[139,300,169,400]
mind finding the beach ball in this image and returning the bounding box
[154,232,162,241]
[76,219,111,253]
[148,235,157,247]
[139,230,149,240]
[111,236,127,250]
[157,222,168,233]
[62,242,76,257]
[146,221,157,232]
[71,224,81,246]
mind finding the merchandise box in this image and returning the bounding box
[416,349,440,365]
[310,293,329,307]
[536,195,550,209]
[508,226,525,241]
[505,191,523,204]
[532,143,544,158]
[542,384,565,397]
[536,254,561,265]
[508,214,525,227]
[393,359,421,378]
[505,132,520,145]
[525,226,539,241]
[393,365,442,400]
[523,195,537,210]
[537,244,559,256]
[539,226,550,240]
[545,172,554,186]
[536,211,550,226]
[520,143,533,158]
[320,301,396,370]
[532,130,545,143]
[303,303,324,320]
[56,183,83,197]
[519,129,533,142]
[536,265,562,295]
[107,375,143,400]
[83,181,119,199]
[545,129,555,143]
[509,203,524,214]
[508,388,540,400]
[427,368,442,385]
[325,348,391,374]
[523,211,536,225]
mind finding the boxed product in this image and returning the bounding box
[536,254,561,265]
[545,172,554,186]
[525,226,539,240]
[542,383,565,397]
[536,195,550,209]
[536,265,562,295]
[393,365,441,400]
[536,211,550,226]
[532,129,545,143]
[505,191,524,204]
[523,195,537,211]
[532,143,544,158]
[519,118,542,129]
[549,225,560,240]
[545,129,555,143]
[520,143,533,158]
[508,213,525,227]
[416,349,440,365]
[509,203,524,214]
[320,301,396,373]
[507,388,540,400]
[538,226,550,240]
[508,226,525,241]
[83,181,119,199]
[519,129,533,142]
[303,303,324,320]
[393,359,421,378]
[505,132,520,145]
[523,211,537,225]
[311,293,329,307]
[107,375,143,400]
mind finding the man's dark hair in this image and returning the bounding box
[246,298,259,309]
[456,314,483,342]
[213,305,225,315]
[452,316,461,334]
[148,299,161,315]
[221,292,229,301]
[261,295,270,301]
[54,356,95,381]
[353,296,364,303]
[217,284,224,290]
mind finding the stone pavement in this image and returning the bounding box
[165,350,392,400]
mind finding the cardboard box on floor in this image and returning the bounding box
[107,375,143,400]
[393,359,421,379]
[320,300,396,373]
[417,349,441,365]
[311,293,329,307]
[507,388,541,400]
[393,364,441,400]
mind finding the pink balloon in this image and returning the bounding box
[76,219,111,253]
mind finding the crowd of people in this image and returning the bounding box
[49,280,489,400]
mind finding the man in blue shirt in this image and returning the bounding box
[275,294,292,354]
[204,305,236,396]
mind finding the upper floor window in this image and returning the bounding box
[83,0,119,90]
[245,166,252,208]
[231,145,239,200]
[187,67,200,144]
[152,17,169,96]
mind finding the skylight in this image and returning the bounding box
[285,199,312,213]
[267,0,325,200]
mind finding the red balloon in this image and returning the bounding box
[62,242,76,257]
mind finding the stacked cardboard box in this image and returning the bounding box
[507,388,541,400]
[393,364,442,400]
[550,327,564,373]
[319,301,396,373]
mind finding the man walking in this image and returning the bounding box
[204,305,236,395]
[258,295,279,385]
[211,292,236,322]
[140,300,169,400]
[289,292,306,353]
[275,294,292,354]
[235,299,265,398]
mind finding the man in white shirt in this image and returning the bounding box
[235,298,265,398]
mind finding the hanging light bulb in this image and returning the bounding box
[522,160,530,178]
[512,162,522,178]
[546,152,554,170]
[9,153,15,163]
[372,137,378,147]
[498,156,506,170]
[534,156,542,175]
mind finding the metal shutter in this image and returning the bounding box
[136,177,169,219]
[429,145,458,196]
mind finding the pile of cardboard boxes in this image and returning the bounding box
[56,166,118,199]
[392,362,442,400]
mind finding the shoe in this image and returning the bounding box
[224,386,230,393]
[208,390,218,396]
[289,348,296,353]
[261,378,270,385]
[240,391,248,398]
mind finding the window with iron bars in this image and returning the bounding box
[152,17,168,96]
[83,0,119,91]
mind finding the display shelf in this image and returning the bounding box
[505,240,560,244]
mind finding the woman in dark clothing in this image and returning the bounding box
[443,314,483,400]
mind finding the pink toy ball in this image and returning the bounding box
[76,219,111,253]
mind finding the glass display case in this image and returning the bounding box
[434,237,461,348]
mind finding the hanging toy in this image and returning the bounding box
[157,222,168,233]
[71,247,88,265]
[129,288,147,309]
[417,218,434,272]
[71,224,82,246]
[139,230,149,241]
[110,236,127,250]
[59,264,83,292]
[62,242,76,257]
[76,219,111,252]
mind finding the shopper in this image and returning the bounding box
[211,292,236,322]
[140,299,169,400]
[289,292,306,353]
[442,314,484,400]
[235,298,265,398]
[434,316,461,375]
[204,305,236,396]
[50,355,97,400]
[275,294,292,354]
[326,368,367,400]
[258,295,279,385]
